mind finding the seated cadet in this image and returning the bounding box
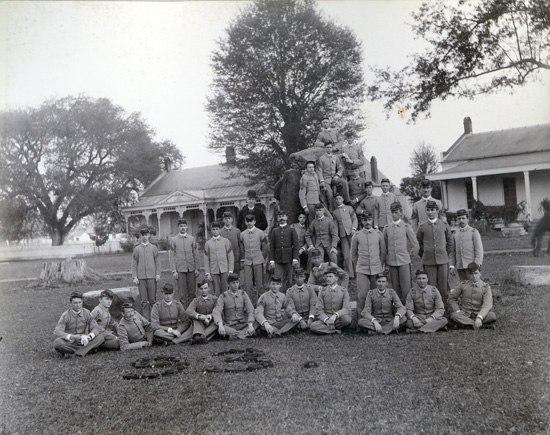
[405,270,448,333]
[255,276,299,337]
[150,283,193,344]
[118,302,154,351]
[310,267,352,334]
[448,262,496,330]
[53,291,104,358]
[186,280,218,344]
[307,248,349,292]
[213,273,256,339]
[286,267,318,330]
[90,289,120,350]
[358,273,406,335]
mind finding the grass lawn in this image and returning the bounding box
[1,248,550,434]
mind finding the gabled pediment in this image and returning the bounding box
[160,190,202,204]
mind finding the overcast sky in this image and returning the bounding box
[1,1,549,184]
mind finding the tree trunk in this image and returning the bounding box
[40,258,105,285]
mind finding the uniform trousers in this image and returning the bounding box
[154,324,193,344]
[355,273,377,320]
[450,311,496,327]
[339,235,354,278]
[424,264,449,308]
[223,321,256,339]
[53,335,105,356]
[310,315,352,334]
[388,264,412,303]
[316,245,338,264]
[244,264,264,304]
[357,315,406,335]
[191,319,218,341]
[260,319,300,336]
[405,316,448,333]
[99,331,120,349]
[322,179,350,211]
[211,273,228,297]
[138,279,156,321]
[274,263,294,292]
[176,271,197,309]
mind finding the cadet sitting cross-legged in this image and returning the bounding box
[90,289,120,351]
[117,302,154,351]
[448,262,496,330]
[255,275,299,337]
[358,273,406,335]
[310,267,352,334]
[405,270,448,333]
[286,267,318,330]
[151,283,193,345]
[186,279,218,344]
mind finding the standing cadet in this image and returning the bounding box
[383,202,419,303]
[299,161,322,224]
[376,178,397,229]
[131,228,161,321]
[332,193,358,277]
[236,190,268,232]
[213,274,256,339]
[204,221,234,296]
[448,263,496,329]
[411,179,446,230]
[255,276,299,337]
[169,218,200,309]
[352,211,386,319]
[186,279,218,344]
[291,211,310,270]
[405,270,448,333]
[306,203,339,264]
[118,302,154,351]
[356,181,379,227]
[357,273,406,335]
[220,212,242,279]
[286,268,318,330]
[150,283,193,345]
[240,214,268,304]
[269,210,300,291]
[449,209,484,281]
[417,200,454,308]
[90,289,120,350]
[316,142,350,211]
[53,291,104,358]
[310,268,352,334]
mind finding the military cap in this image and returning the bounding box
[294,267,306,276]
[222,212,232,218]
[247,190,257,198]
[390,201,403,212]
[121,302,134,310]
[420,179,432,187]
[349,163,361,170]
[359,211,373,220]
[311,248,322,258]
[277,209,288,216]
[314,203,324,210]
[139,228,150,235]
[324,141,333,147]
[467,262,480,273]
[270,275,282,283]
[375,272,387,280]
[211,221,222,229]
[245,214,256,222]
[415,269,428,276]
[69,291,84,300]
[381,178,391,184]
[365,180,373,187]
[100,289,115,299]
[227,273,240,283]
[426,200,438,210]
[324,267,340,276]
[162,283,174,294]
[177,219,187,225]
[456,209,468,217]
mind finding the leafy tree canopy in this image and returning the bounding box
[400,142,441,202]
[369,0,550,121]
[0,95,183,245]
[207,0,365,184]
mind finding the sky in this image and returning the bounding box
[1,1,549,185]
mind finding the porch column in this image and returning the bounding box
[523,171,532,221]
[202,204,209,237]
[124,214,130,235]
[471,176,478,201]
[143,211,152,227]
[440,181,448,210]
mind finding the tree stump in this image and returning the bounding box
[40,258,106,285]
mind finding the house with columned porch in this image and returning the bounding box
[427,118,550,221]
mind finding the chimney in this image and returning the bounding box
[370,156,378,183]
[164,156,172,172]
[463,117,472,135]
[226,146,236,164]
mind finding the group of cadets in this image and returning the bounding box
[53,119,496,357]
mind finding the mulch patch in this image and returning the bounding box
[204,347,275,373]
[122,356,190,380]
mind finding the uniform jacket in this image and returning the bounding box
[316,285,351,320]
[290,223,308,251]
[383,220,419,266]
[342,142,366,176]
[376,192,397,228]
[131,243,161,279]
[118,313,153,351]
[416,219,454,266]
[255,291,292,325]
[448,279,493,319]
[213,289,255,326]
[315,128,343,148]
[204,236,234,274]
[91,304,118,334]
[150,300,190,331]
[361,288,406,322]
[356,195,379,228]
[169,233,200,273]
[348,176,368,203]
[286,284,318,318]
[450,225,483,269]
[186,295,218,318]
[220,226,242,263]
[299,172,321,207]
[332,205,358,238]
[239,227,267,266]
[54,309,100,339]
[405,285,445,319]
[351,228,386,275]
[270,224,299,264]
[308,262,349,289]
[412,197,446,230]
[316,153,344,183]
[306,217,338,250]
[237,205,268,232]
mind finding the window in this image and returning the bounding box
[502,177,517,207]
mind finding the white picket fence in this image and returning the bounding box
[0,240,123,261]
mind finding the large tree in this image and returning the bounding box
[207,0,365,184]
[0,96,183,245]
[400,142,441,202]
[369,0,550,121]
